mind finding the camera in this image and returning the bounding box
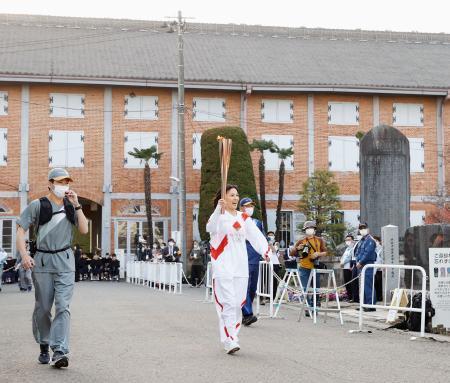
[301,245,310,258]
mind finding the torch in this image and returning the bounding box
[217,136,232,214]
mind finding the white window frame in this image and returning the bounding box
[49,93,85,118]
[192,133,202,170]
[261,134,294,171]
[0,128,7,166]
[124,95,159,120]
[328,102,359,125]
[408,137,425,173]
[0,92,8,116]
[328,136,360,172]
[261,99,294,123]
[124,131,159,169]
[48,130,85,168]
[192,98,226,122]
[393,103,424,127]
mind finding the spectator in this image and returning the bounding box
[90,254,102,281]
[269,241,282,299]
[355,222,377,311]
[0,247,7,292]
[74,244,82,282]
[102,253,112,280]
[2,255,17,284]
[340,234,355,301]
[78,253,90,280]
[189,240,204,286]
[109,253,120,281]
[290,221,327,314]
[162,238,179,262]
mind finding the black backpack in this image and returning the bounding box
[406,293,435,332]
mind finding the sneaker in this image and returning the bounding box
[38,345,50,364]
[243,315,258,326]
[50,351,69,368]
[225,340,240,355]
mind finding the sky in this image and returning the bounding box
[0,0,449,34]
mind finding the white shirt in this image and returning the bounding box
[207,205,271,279]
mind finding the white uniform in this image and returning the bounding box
[207,205,270,345]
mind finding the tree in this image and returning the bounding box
[298,170,346,245]
[273,145,294,242]
[249,139,277,232]
[128,146,163,246]
[198,127,260,241]
[425,190,450,224]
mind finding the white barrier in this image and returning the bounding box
[356,264,427,338]
[256,261,274,317]
[126,261,182,294]
[204,262,213,302]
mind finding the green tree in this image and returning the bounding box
[298,170,346,245]
[128,146,163,246]
[273,145,294,242]
[199,127,259,240]
[249,139,277,232]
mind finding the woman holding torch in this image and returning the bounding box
[207,138,271,354]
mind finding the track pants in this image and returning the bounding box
[242,264,259,317]
[213,277,248,344]
[32,272,74,354]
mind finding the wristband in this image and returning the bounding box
[75,205,82,211]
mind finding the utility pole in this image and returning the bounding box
[176,11,187,270]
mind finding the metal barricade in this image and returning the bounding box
[355,264,427,338]
[126,261,182,294]
[204,262,213,302]
[256,261,274,317]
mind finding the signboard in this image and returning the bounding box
[429,248,450,328]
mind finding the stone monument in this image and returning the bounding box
[360,125,410,237]
[381,225,400,294]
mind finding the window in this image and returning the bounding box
[0,92,8,116]
[0,128,7,166]
[393,103,423,127]
[192,133,202,169]
[328,136,360,172]
[48,130,84,167]
[124,95,159,120]
[49,93,85,118]
[410,211,425,227]
[0,219,13,255]
[261,134,294,170]
[124,131,159,168]
[328,102,359,125]
[192,98,225,122]
[261,99,293,123]
[341,210,360,228]
[409,138,425,173]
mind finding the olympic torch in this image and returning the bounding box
[217,136,232,214]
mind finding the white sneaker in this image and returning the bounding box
[224,340,240,354]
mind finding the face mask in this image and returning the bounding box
[193,243,199,248]
[360,229,368,236]
[345,241,353,247]
[305,228,315,236]
[268,236,275,242]
[245,207,254,216]
[153,245,158,249]
[52,184,69,198]
[169,242,174,246]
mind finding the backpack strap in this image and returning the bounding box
[38,197,53,227]
[63,197,76,225]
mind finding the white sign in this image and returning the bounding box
[429,248,450,328]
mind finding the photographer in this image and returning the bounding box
[290,221,327,312]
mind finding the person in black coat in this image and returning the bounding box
[109,254,120,281]
[162,238,180,262]
[74,245,82,282]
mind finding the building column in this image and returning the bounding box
[19,84,29,213]
[373,95,380,127]
[101,87,112,255]
[240,91,248,133]
[307,95,314,176]
[170,90,179,234]
[436,97,445,194]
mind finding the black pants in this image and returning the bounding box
[351,266,360,303]
[190,265,203,285]
[272,264,282,299]
[375,270,383,302]
[343,269,352,299]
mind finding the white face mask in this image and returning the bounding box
[52,184,69,199]
[345,241,353,247]
[169,242,174,246]
[245,207,254,216]
[268,236,275,242]
[305,228,315,236]
[360,229,369,237]
[153,244,158,249]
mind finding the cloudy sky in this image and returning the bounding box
[0,0,448,34]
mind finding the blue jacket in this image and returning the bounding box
[246,218,264,265]
[355,235,377,266]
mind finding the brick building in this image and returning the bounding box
[0,14,448,257]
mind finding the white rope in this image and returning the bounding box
[181,269,207,288]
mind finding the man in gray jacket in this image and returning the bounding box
[17,168,88,368]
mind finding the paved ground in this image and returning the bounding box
[0,281,449,383]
